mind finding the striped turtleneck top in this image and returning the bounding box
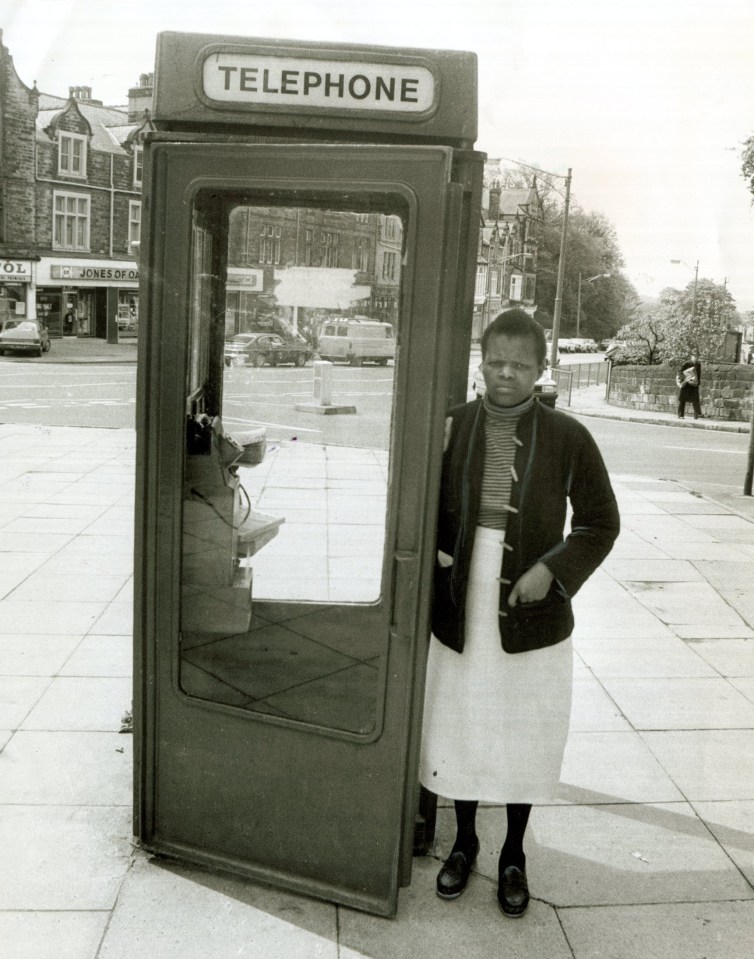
[477,394,534,530]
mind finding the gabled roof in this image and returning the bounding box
[498,189,536,216]
[35,92,136,155]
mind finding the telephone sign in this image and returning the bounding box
[153,31,476,141]
[203,52,436,114]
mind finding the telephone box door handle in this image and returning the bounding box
[391,551,418,633]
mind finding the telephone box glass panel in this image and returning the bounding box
[180,190,404,735]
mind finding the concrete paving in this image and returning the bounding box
[2,362,754,957]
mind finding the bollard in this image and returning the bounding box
[313,360,333,406]
[295,360,356,415]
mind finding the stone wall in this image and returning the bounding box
[608,363,754,422]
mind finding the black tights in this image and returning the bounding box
[452,800,531,870]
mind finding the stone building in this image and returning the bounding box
[473,178,543,341]
[0,29,154,340]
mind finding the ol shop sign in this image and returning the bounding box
[1,260,32,282]
[202,51,436,115]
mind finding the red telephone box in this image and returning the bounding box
[134,31,483,917]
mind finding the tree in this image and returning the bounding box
[616,308,665,364]
[619,280,735,365]
[486,161,637,340]
[658,278,736,363]
[741,135,754,200]
[535,201,636,341]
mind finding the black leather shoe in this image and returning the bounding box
[436,837,479,900]
[498,864,529,917]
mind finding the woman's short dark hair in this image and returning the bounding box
[481,309,547,366]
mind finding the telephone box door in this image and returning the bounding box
[134,141,470,916]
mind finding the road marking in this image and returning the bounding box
[222,415,321,434]
[663,445,746,454]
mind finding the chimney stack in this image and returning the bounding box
[488,179,501,220]
[128,72,154,122]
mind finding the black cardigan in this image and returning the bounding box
[432,398,620,654]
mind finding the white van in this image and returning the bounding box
[317,317,395,366]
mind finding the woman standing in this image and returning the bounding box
[421,309,619,917]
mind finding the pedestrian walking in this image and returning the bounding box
[420,309,620,918]
[676,352,703,419]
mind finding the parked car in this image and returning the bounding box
[472,360,558,407]
[0,318,51,357]
[224,332,312,368]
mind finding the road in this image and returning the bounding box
[0,361,136,429]
[0,355,749,497]
[583,416,751,503]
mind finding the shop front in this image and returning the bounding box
[35,258,139,342]
[0,258,35,327]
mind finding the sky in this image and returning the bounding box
[3,0,754,311]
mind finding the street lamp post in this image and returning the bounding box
[670,258,699,320]
[575,272,611,337]
[550,168,572,370]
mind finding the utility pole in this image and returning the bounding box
[691,259,699,320]
[746,383,754,496]
[550,168,571,369]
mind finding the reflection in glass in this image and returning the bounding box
[180,196,403,734]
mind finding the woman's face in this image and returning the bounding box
[481,333,544,407]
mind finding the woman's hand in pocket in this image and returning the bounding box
[508,562,554,607]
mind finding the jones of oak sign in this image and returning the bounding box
[202,52,435,114]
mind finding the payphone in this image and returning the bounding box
[134,31,483,917]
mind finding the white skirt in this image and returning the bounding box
[420,525,573,803]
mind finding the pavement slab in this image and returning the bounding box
[0,730,132,805]
[0,632,82,675]
[509,802,754,908]
[623,581,747,627]
[575,639,718,679]
[20,676,132,731]
[600,677,754,730]
[560,901,754,959]
[569,676,632,733]
[641,729,754,801]
[0,912,109,959]
[98,855,340,959]
[560,731,686,804]
[687,637,754,676]
[340,856,573,959]
[691,800,754,885]
[0,805,132,910]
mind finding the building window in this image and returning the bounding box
[475,264,487,297]
[53,192,90,251]
[133,145,143,187]
[382,251,397,281]
[260,224,281,264]
[58,132,87,177]
[384,215,400,240]
[490,268,499,296]
[305,228,314,266]
[352,237,369,271]
[509,274,523,301]
[324,232,340,268]
[129,201,141,248]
